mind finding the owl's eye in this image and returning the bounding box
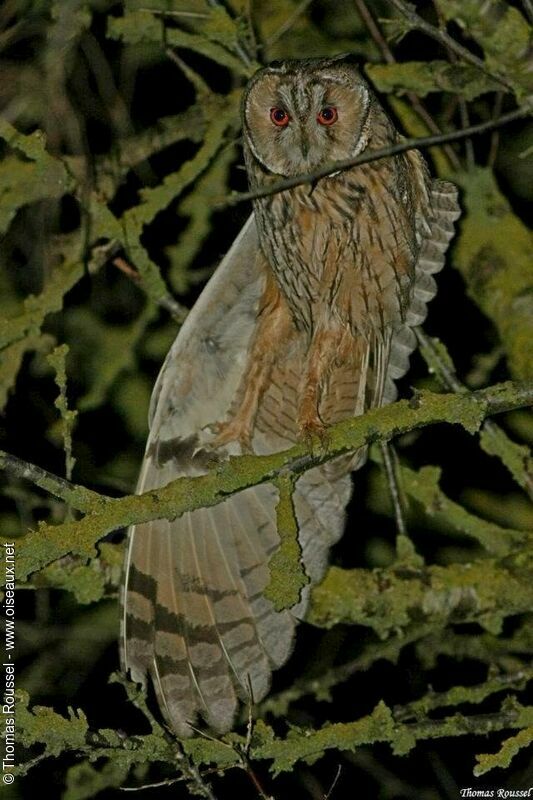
[317,107,338,125]
[270,107,290,127]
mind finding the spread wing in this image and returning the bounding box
[384,176,461,403]
[120,215,351,737]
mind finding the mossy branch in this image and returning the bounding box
[309,549,533,637]
[2,380,532,583]
[14,688,533,782]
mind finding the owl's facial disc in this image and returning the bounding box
[243,64,371,177]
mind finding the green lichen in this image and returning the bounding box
[168,145,236,295]
[437,0,533,97]
[265,475,309,610]
[47,344,78,481]
[453,168,533,380]
[107,9,254,76]
[15,690,89,766]
[10,383,531,584]
[0,121,72,235]
[395,669,533,722]
[309,548,533,636]
[367,61,499,100]
[0,333,54,412]
[400,464,527,556]
[480,423,533,499]
[0,260,85,352]
[474,725,533,776]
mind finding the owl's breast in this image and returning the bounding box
[256,193,347,332]
[255,174,418,336]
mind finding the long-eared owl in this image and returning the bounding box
[120,56,460,737]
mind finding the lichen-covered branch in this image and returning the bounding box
[453,168,533,381]
[309,547,533,636]
[417,330,533,498]
[13,688,533,783]
[3,381,532,583]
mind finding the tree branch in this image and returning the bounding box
[3,380,532,583]
[309,548,533,634]
[222,105,531,207]
[0,449,108,513]
[354,0,461,170]
[13,685,533,779]
[385,0,513,92]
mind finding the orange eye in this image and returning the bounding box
[270,107,290,127]
[317,106,338,125]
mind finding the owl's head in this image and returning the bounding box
[242,57,373,177]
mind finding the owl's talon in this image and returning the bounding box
[210,419,254,453]
[299,417,330,452]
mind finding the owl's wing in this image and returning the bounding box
[319,168,460,478]
[383,177,461,403]
[120,214,351,737]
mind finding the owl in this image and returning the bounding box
[120,56,460,738]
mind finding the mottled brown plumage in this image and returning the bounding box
[120,56,460,738]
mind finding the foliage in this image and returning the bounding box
[0,1,532,797]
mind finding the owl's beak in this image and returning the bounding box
[300,132,310,159]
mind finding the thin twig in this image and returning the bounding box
[241,0,259,63]
[430,0,471,169]
[112,256,189,323]
[355,0,461,179]
[488,91,504,169]
[415,328,464,394]
[324,765,342,800]
[0,448,107,513]
[520,0,533,24]
[459,97,475,170]
[415,329,533,501]
[380,441,407,538]
[264,0,314,47]
[143,9,209,17]
[355,0,394,61]
[385,0,513,92]
[166,48,210,96]
[223,105,531,207]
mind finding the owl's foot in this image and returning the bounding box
[298,415,330,451]
[210,418,254,453]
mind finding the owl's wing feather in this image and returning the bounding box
[384,178,461,403]
[120,214,350,736]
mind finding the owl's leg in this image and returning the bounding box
[297,327,342,442]
[212,273,293,450]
